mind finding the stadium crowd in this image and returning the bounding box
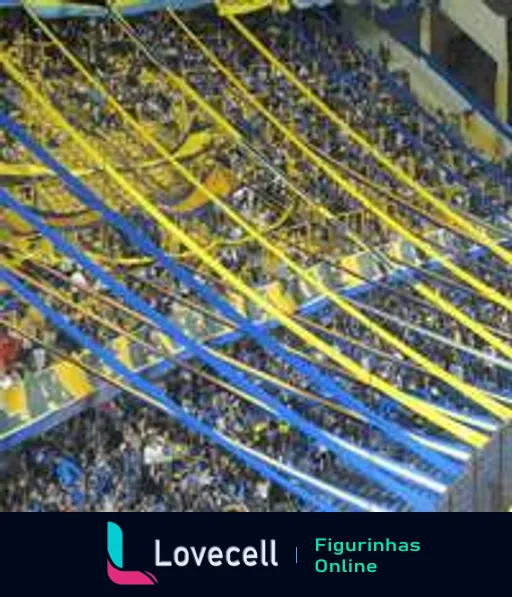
[1,396,298,512]
[1,7,511,512]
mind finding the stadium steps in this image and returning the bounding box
[344,7,512,159]
[0,409,21,435]
[293,10,512,197]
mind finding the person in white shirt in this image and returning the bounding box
[70,268,88,290]
[0,373,13,392]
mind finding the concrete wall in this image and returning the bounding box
[500,423,512,509]
[349,8,512,156]
[443,427,512,512]
[440,0,507,66]
[438,0,509,124]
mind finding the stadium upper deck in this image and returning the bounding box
[0,0,511,512]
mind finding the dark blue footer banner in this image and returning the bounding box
[0,514,508,594]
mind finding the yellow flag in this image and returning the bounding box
[215,0,272,16]
[272,0,290,12]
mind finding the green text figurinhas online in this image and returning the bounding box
[315,538,421,573]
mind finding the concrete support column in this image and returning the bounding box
[495,59,509,123]
[420,5,432,55]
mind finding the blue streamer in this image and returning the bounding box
[0,267,339,513]
[0,188,434,510]
[0,113,460,481]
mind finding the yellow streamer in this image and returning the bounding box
[5,10,502,444]
[227,15,512,269]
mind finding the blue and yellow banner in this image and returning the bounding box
[0,0,210,17]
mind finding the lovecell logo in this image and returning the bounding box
[107,522,158,586]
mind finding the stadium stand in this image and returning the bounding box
[0,0,511,512]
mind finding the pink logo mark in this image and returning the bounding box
[107,522,157,585]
